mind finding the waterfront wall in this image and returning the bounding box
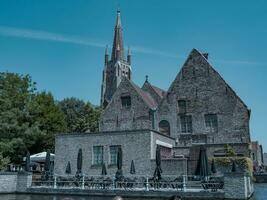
[224,172,254,200]
[0,172,32,193]
[55,130,176,177]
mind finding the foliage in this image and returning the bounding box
[224,144,236,156]
[0,72,101,165]
[213,157,253,174]
[0,72,66,163]
[0,152,10,171]
[59,97,101,133]
[29,92,67,151]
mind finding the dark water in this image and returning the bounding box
[0,184,266,200]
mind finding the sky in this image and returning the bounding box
[0,0,266,151]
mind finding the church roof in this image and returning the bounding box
[111,10,124,61]
[150,84,166,99]
[130,80,158,109]
[166,48,248,109]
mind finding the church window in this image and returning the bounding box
[205,114,218,132]
[93,146,103,165]
[178,100,186,114]
[159,120,170,136]
[180,115,192,133]
[110,145,120,165]
[121,96,131,108]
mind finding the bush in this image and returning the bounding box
[213,157,253,175]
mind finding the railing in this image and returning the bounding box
[31,174,224,192]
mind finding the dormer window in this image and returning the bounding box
[178,100,186,114]
[121,96,131,108]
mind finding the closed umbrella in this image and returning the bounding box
[115,147,123,180]
[44,150,51,172]
[211,159,217,174]
[43,150,51,181]
[195,146,209,179]
[130,160,136,174]
[153,145,162,180]
[25,152,30,172]
[65,161,71,174]
[76,148,83,174]
[231,160,237,172]
[102,163,107,175]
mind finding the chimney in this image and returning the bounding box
[202,53,209,60]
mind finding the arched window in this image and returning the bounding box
[159,120,170,136]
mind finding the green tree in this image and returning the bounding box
[0,72,66,164]
[28,91,67,151]
[59,98,101,133]
[0,72,37,163]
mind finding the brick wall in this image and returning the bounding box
[54,130,177,177]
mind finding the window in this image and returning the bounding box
[180,115,192,133]
[159,120,170,135]
[93,146,103,165]
[110,145,120,165]
[178,100,186,114]
[121,96,131,108]
[205,114,218,132]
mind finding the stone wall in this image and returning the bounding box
[54,130,177,177]
[155,49,250,146]
[0,172,32,193]
[224,172,253,199]
[99,78,153,132]
[174,144,251,175]
[151,158,187,176]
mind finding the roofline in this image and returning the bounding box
[56,129,175,140]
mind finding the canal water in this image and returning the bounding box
[0,183,266,200]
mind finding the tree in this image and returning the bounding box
[29,91,67,151]
[0,72,66,164]
[0,72,37,163]
[59,98,101,133]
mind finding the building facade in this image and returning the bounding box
[54,10,252,177]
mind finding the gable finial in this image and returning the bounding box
[145,75,149,82]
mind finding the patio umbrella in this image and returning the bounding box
[115,147,123,180]
[231,160,237,172]
[76,148,83,174]
[153,145,162,180]
[211,159,217,174]
[25,151,30,172]
[130,160,136,174]
[195,146,209,179]
[102,163,107,175]
[44,150,51,172]
[65,161,71,174]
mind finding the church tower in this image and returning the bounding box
[101,10,132,108]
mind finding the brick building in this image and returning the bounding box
[54,10,252,176]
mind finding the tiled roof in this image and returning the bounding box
[130,81,158,109]
[150,84,166,99]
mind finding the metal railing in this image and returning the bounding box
[31,174,224,192]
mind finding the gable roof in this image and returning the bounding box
[163,48,248,109]
[150,84,166,99]
[142,80,166,101]
[130,80,158,109]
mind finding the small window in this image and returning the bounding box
[180,115,192,133]
[159,120,170,135]
[93,146,103,165]
[121,96,131,108]
[110,145,120,165]
[205,114,218,132]
[178,100,186,114]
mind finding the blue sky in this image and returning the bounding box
[0,0,266,151]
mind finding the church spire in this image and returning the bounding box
[111,9,124,61]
